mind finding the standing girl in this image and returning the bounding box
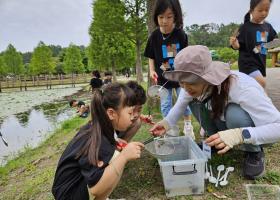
[52,83,144,200]
[90,70,103,92]
[230,0,278,88]
[144,0,194,138]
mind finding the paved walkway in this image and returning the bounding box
[266,68,280,110]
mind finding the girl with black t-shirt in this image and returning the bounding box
[90,70,103,92]
[52,83,144,200]
[230,0,278,88]
[144,0,194,138]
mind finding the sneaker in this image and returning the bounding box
[263,39,280,49]
[243,150,265,180]
[183,122,195,140]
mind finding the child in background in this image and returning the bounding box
[103,71,113,85]
[144,0,194,139]
[53,83,144,200]
[230,0,278,88]
[89,70,103,92]
[69,99,89,118]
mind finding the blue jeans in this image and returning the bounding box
[189,102,261,152]
[160,87,192,117]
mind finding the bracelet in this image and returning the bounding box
[110,162,121,177]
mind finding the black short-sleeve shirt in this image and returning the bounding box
[237,21,277,76]
[52,123,115,200]
[144,28,188,88]
[90,78,103,90]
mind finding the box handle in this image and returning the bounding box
[172,164,197,175]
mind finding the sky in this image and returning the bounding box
[0,0,279,53]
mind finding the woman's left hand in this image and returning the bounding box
[205,128,243,154]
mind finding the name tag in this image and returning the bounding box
[202,140,211,160]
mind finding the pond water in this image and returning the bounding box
[0,84,91,166]
[0,102,75,165]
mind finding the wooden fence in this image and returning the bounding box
[0,74,91,92]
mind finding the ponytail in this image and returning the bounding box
[244,12,251,23]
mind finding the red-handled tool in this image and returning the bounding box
[152,73,158,84]
[140,115,155,125]
[116,141,127,151]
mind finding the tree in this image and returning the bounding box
[3,44,24,75]
[63,44,84,74]
[29,42,55,76]
[123,0,147,82]
[89,0,134,81]
[48,45,63,57]
[0,56,7,76]
[185,23,240,47]
[0,56,7,92]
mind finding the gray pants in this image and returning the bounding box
[189,102,261,152]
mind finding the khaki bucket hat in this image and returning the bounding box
[163,45,231,85]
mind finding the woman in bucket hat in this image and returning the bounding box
[150,45,280,180]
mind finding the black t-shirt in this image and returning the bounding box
[90,78,103,89]
[144,28,188,88]
[52,123,115,200]
[237,21,277,76]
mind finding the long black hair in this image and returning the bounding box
[244,0,272,23]
[210,75,235,119]
[76,83,136,165]
[153,0,183,29]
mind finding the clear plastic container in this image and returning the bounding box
[157,136,207,197]
[246,184,280,200]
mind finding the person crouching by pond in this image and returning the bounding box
[90,70,103,92]
[69,99,90,118]
[150,45,280,180]
[52,83,144,200]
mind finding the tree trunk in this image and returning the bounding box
[24,75,27,91]
[112,60,117,82]
[146,0,156,88]
[36,75,39,86]
[136,40,143,82]
[49,74,52,89]
[6,77,9,88]
[19,75,22,91]
[146,0,156,35]
[45,74,48,89]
